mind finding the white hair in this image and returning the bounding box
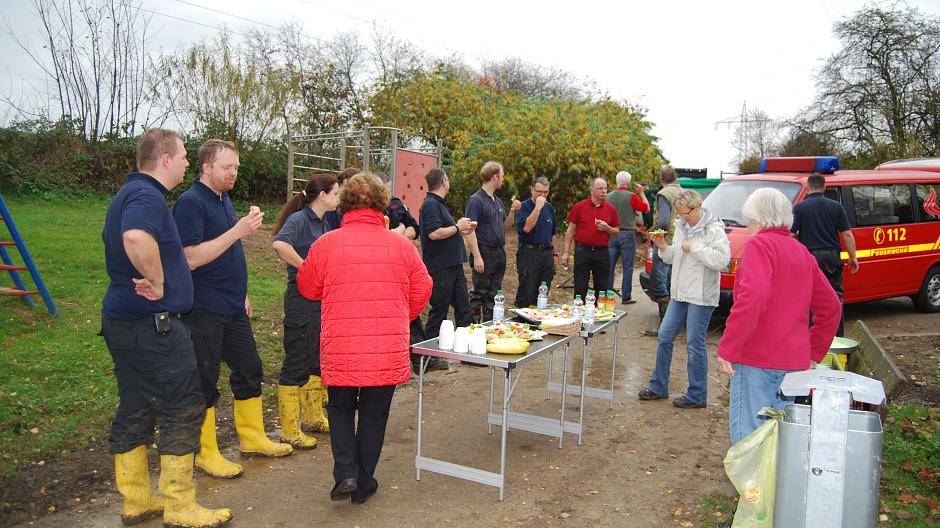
[742,188,793,229]
[615,171,632,186]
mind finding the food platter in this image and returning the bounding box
[469,321,547,342]
[512,306,577,323]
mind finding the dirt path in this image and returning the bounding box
[17,276,742,528]
[12,230,938,528]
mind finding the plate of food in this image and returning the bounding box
[593,309,617,322]
[513,305,577,323]
[469,322,547,342]
[646,228,666,239]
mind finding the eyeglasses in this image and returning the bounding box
[677,206,698,217]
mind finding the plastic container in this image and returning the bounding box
[493,290,505,322]
[537,282,549,309]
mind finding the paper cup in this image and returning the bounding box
[453,327,469,353]
[438,320,455,350]
[470,333,488,355]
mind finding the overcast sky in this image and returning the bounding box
[3,0,940,178]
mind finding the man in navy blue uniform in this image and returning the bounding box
[514,177,558,307]
[174,140,292,479]
[101,129,231,527]
[791,173,859,336]
[419,168,474,352]
[465,161,521,322]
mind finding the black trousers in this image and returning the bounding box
[469,246,507,323]
[573,244,611,302]
[426,265,473,339]
[326,385,396,499]
[102,316,205,455]
[280,283,322,386]
[183,309,264,407]
[811,248,845,337]
[515,246,555,308]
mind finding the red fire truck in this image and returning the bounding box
[639,157,940,313]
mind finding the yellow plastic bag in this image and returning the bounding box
[723,408,783,528]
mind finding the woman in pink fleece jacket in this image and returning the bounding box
[717,188,841,444]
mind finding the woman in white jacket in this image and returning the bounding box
[638,189,730,408]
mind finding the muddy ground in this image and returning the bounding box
[5,230,939,528]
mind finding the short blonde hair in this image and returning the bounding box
[674,189,703,211]
[742,188,793,229]
[480,161,503,182]
[339,172,390,212]
[137,128,181,172]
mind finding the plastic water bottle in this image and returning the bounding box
[572,295,584,320]
[493,290,506,322]
[583,290,596,325]
[537,282,549,309]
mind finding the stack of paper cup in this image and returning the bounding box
[453,327,469,353]
[470,327,487,355]
[438,320,455,350]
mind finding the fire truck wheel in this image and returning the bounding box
[912,266,940,313]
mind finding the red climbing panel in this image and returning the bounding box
[394,149,438,224]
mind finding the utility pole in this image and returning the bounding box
[715,101,774,165]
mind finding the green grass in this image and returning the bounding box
[0,195,287,477]
[880,403,939,527]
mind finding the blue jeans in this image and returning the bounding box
[646,300,714,405]
[608,231,637,300]
[729,364,795,444]
[650,246,671,299]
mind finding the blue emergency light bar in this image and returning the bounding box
[759,156,840,174]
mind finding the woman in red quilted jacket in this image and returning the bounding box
[296,173,432,504]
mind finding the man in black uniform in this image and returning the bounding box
[419,168,474,353]
[465,161,521,322]
[376,172,430,372]
[101,128,231,527]
[174,139,292,479]
[791,173,859,336]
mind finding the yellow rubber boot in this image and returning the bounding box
[300,375,330,433]
[233,397,293,457]
[158,453,232,528]
[194,407,243,479]
[278,385,318,449]
[114,445,163,526]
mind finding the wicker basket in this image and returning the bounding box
[540,320,582,336]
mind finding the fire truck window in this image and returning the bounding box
[851,185,914,227]
[915,184,940,222]
[823,187,841,203]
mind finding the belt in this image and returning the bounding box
[576,243,608,251]
[520,243,552,251]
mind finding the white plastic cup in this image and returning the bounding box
[453,327,469,353]
[470,332,488,355]
[438,320,455,350]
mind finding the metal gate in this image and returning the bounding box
[287,124,441,221]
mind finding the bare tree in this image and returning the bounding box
[3,0,169,141]
[480,57,586,99]
[795,2,940,159]
[167,29,296,146]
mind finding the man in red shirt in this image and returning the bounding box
[562,178,620,301]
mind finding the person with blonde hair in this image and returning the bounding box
[718,187,840,443]
[297,173,432,504]
[465,161,521,322]
[174,139,292,480]
[638,189,730,409]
